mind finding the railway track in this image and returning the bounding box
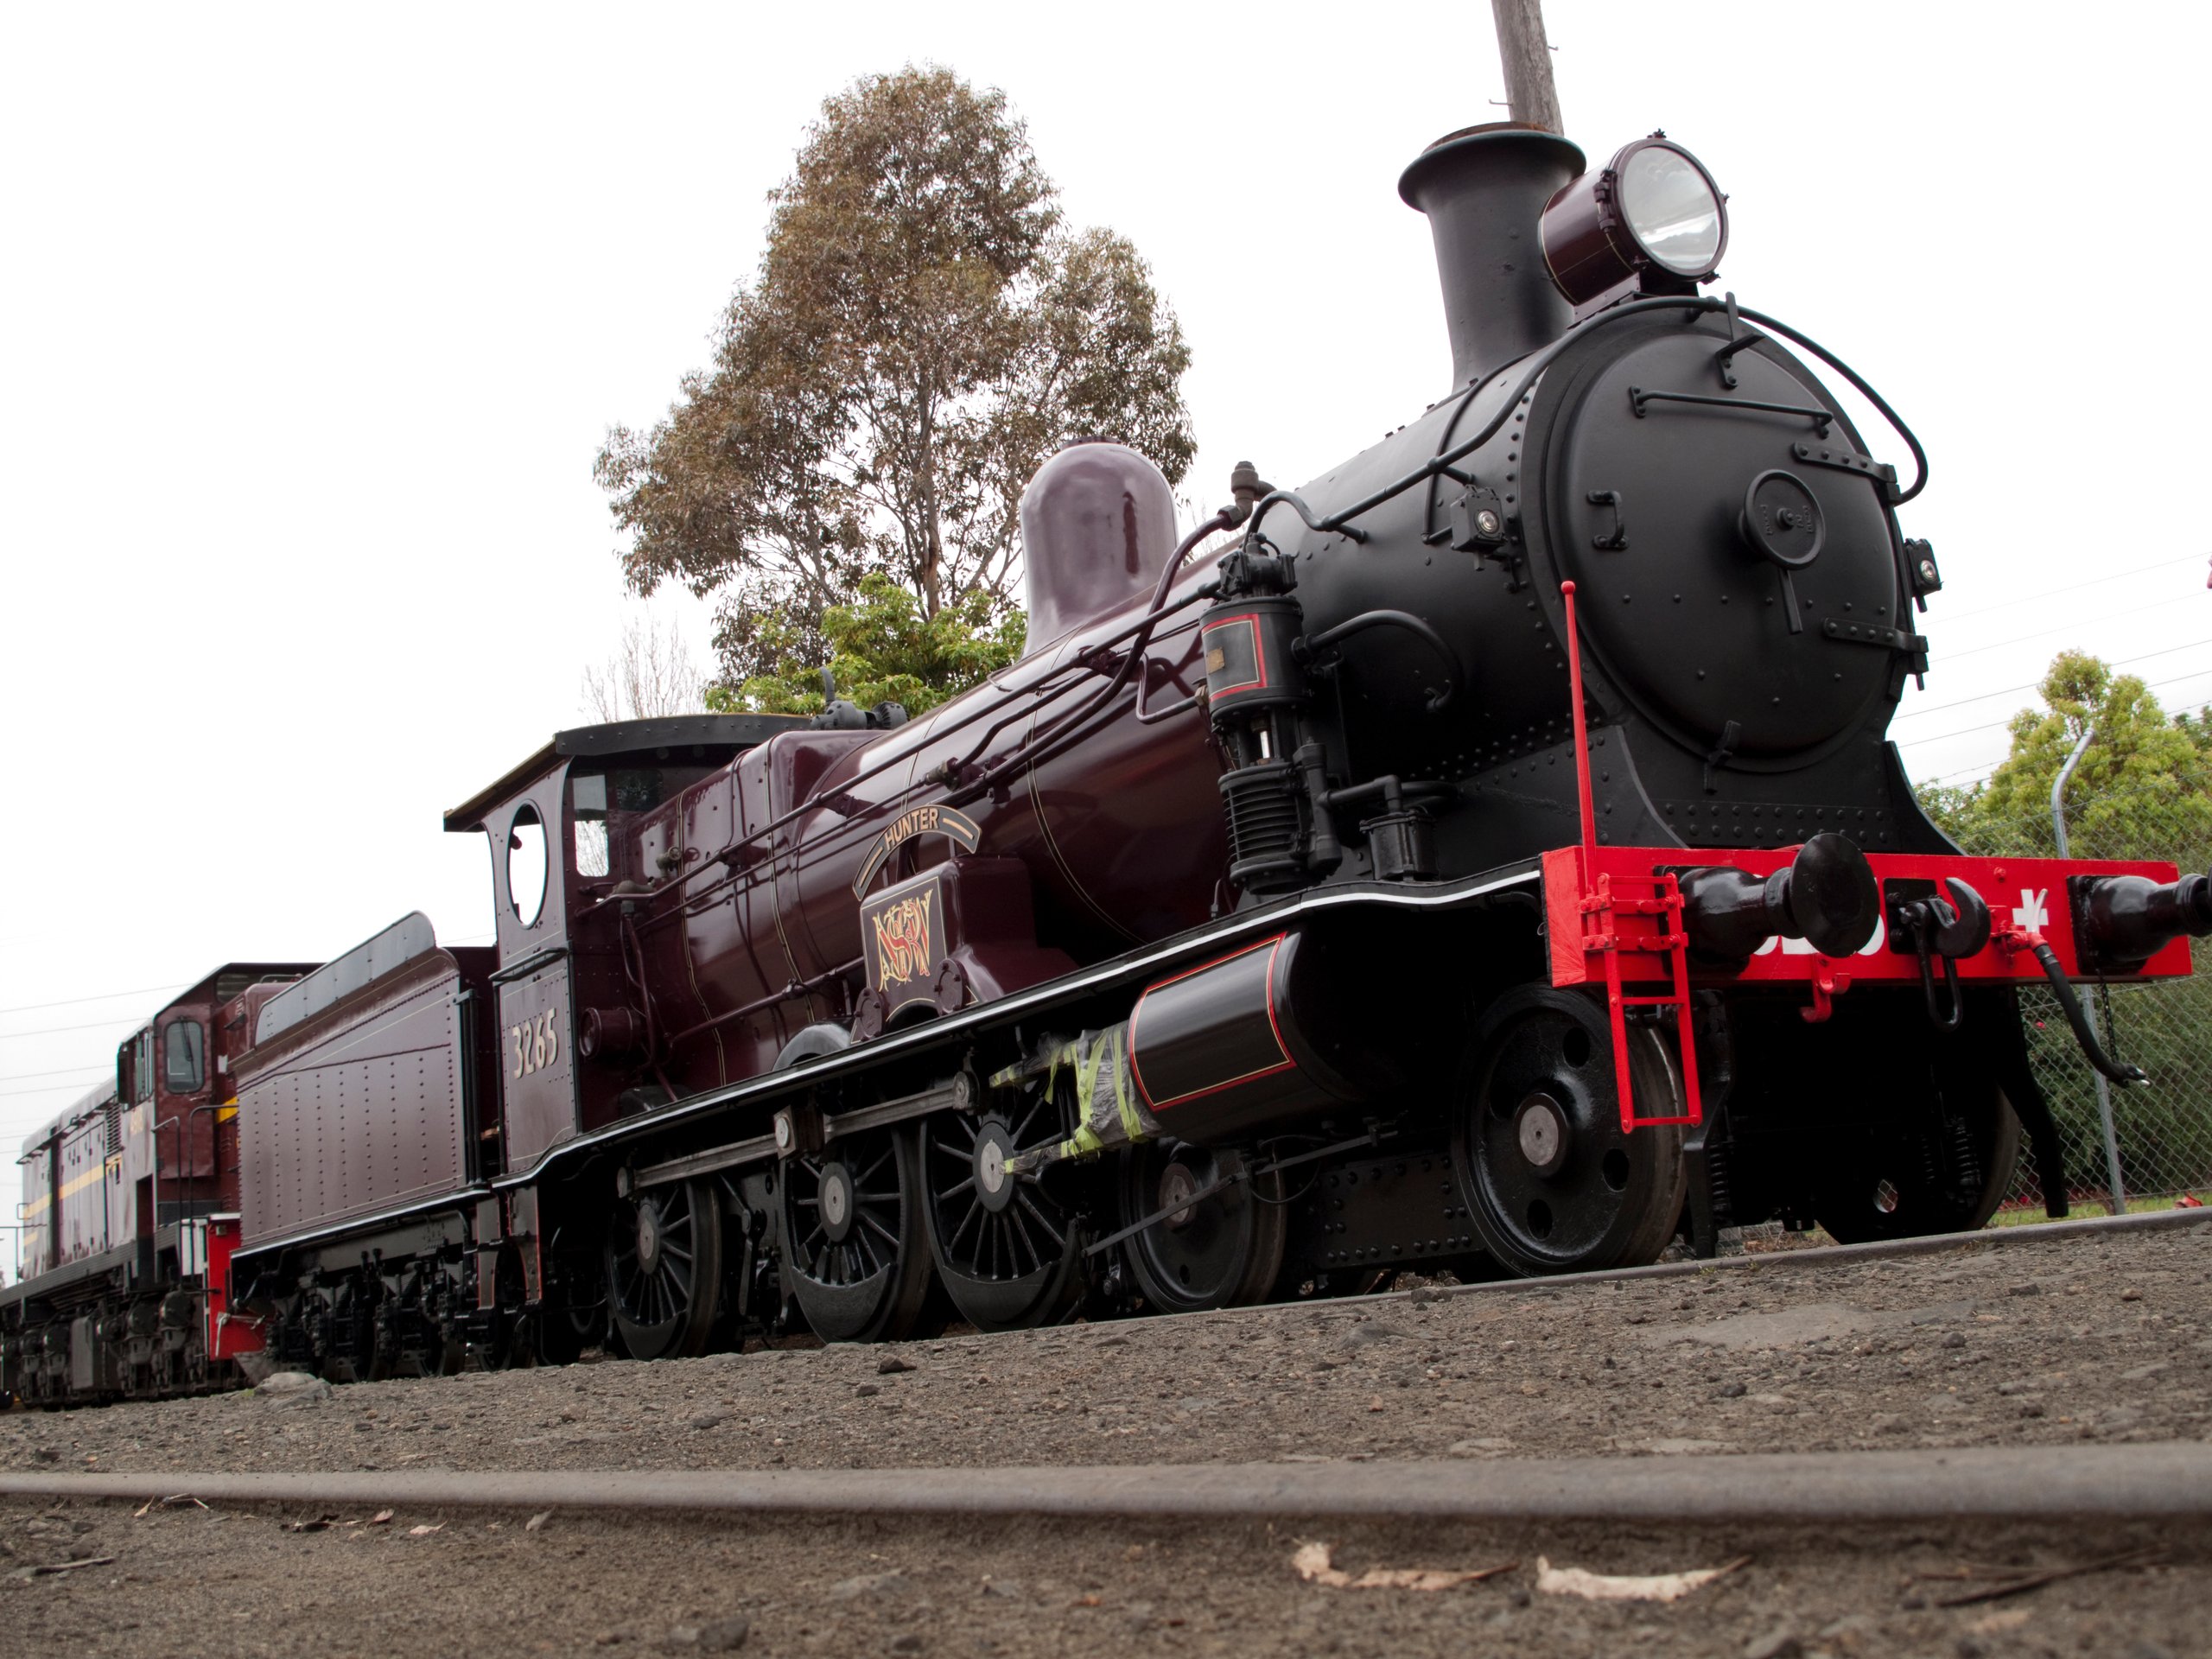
[6,1211,2204,1658]
[1306,1207,2211,1317]
[5,1442,2212,1522]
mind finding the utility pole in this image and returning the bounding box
[1491,0,1564,134]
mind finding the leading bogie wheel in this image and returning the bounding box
[779,1125,938,1343]
[604,1178,723,1360]
[1116,1140,1287,1314]
[1451,986,1688,1277]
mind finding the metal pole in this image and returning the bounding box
[2052,724,2127,1216]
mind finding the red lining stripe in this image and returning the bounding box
[1127,935,1295,1112]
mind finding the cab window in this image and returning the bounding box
[162,1020,206,1093]
[569,766,709,881]
[572,772,612,879]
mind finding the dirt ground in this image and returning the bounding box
[3,1219,2209,1656]
[4,1500,2207,1659]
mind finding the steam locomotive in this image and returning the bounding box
[9,124,2207,1402]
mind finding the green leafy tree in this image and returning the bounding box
[1917,651,2212,860]
[596,66,1195,711]
[705,572,1025,716]
[1915,650,2212,1206]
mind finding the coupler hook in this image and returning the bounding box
[1891,877,1990,1033]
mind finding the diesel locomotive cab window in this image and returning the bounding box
[162,1020,204,1092]
[508,803,549,926]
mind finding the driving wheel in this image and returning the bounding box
[1451,987,1688,1276]
[1812,1078,2022,1243]
[919,1097,1086,1332]
[604,1178,723,1360]
[1116,1140,1286,1313]
[779,1126,937,1343]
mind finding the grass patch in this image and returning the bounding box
[1989,1191,2207,1226]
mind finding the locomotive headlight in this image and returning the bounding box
[1541,134,1728,305]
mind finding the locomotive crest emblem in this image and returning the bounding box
[870,890,936,987]
[859,862,961,1020]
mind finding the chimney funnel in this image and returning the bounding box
[1398,124,1586,389]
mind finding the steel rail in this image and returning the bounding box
[1301,1205,2212,1322]
[6,1445,2210,1522]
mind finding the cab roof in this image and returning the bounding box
[442,715,805,835]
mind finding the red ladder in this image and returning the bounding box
[1580,870,1703,1131]
[1560,580,1704,1134]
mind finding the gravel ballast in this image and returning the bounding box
[7,1220,2206,1479]
[2,1219,2206,1656]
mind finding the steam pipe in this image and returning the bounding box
[1300,610,1462,712]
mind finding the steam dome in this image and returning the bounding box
[1018,440,1178,654]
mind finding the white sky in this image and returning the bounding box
[4,1,2209,1179]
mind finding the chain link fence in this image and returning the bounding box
[1931,762,2212,1217]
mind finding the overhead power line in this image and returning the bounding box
[0,982,183,1019]
[1896,639,2212,721]
[1932,551,2205,626]
[0,1014,149,1041]
[0,1080,110,1099]
[0,1065,106,1084]
[1940,595,2184,662]
[1896,664,2212,749]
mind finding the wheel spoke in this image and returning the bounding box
[1005,1097,1032,1142]
[947,1193,983,1255]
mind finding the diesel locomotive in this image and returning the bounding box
[9,123,2209,1400]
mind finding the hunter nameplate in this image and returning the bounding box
[850,804,981,898]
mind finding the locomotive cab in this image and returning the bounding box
[442,715,803,1168]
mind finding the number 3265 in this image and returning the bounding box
[508,1009,560,1079]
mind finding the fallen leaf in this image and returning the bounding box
[525,1510,553,1533]
[368,1510,394,1526]
[1969,1609,2031,1636]
[407,1523,444,1537]
[1293,1541,1516,1592]
[1535,1554,1751,1603]
[1072,1594,1102,1607]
